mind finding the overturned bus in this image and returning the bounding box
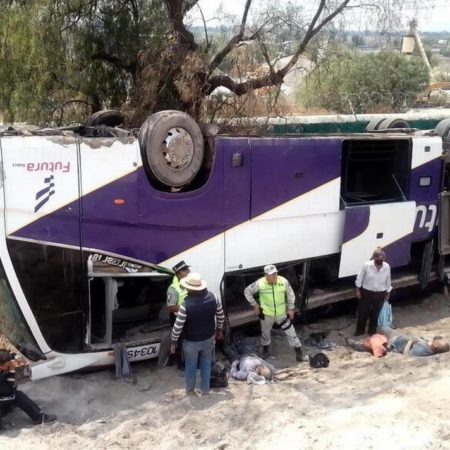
[0,111,450,379]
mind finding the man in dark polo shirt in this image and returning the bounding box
[170,273,224,396]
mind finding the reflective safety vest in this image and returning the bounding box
[170,276,188,306]
[257,276,288,317]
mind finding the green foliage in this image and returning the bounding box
[298,52,430,114]
[0,1,59,122]
[0,1,428,124]
[0,0,166,124]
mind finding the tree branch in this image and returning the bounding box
[278,0,351,78]
[259,38,276,79]
[196,3,210,49]
[205,0,352,98]
[165,0,197,50]
[205,73,283,96]
[208,0,252,74]
[182,0,200,15]
[91,51,137,73]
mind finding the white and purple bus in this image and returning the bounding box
[0,111,449,379]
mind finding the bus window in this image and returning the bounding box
[340,139,411,207]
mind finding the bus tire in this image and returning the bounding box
[138,110,204,188]
[85,110,124,127]
[366,117,387,132]
[378,118,410,130]
[435,118,450,140]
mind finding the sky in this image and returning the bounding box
[190,0,450,33]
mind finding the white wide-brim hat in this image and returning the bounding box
[180,272,207,291]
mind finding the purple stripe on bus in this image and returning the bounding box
[12,137,342,263]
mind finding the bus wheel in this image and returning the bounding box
[435,118,450,140]
[366,117,387,132]
[377,118,410,130]
[85,110,124,127]
[138,110,204,188]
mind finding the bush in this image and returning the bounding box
[297,52,430,114]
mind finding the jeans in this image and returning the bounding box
[183,337,214,394]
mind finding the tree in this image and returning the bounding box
[297,51,430,113]
[0,0,167,123]
[0,0,420,124]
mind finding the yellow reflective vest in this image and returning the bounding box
[257,276,288,317]
[170,275,188,306]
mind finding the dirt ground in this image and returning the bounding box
[2,292,450,450]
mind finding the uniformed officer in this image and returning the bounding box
[167,260,191,326]
[166,261,190,369]
[244,264,303,361]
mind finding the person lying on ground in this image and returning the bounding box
[345,334,388,357]
[0,349,56,428]
[346,329,450,357]
[381,327,449,356]
[230,355,275,384]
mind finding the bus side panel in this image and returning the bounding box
[408,137,443,241]
[1,136,86,354]
[339,202,417,278]
[226,138,342,271]
[147,138,252,295]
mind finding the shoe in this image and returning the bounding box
[261,345,270,360]
[294,346,303,362]
[353,332,364,337]
[201,391,210,396]
[345,338,357,346]
[33,413,57,425]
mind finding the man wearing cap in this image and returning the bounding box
[167,260,191,326]
[170,273,225,396]
[244,265,303,361]
[166,261,190,370]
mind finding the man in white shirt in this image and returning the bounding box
[354,249,392,336]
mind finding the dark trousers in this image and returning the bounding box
[356,289,385,335]
[0,390,43,425]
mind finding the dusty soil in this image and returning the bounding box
[2,292,450,450]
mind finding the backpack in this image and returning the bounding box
[210,362,229,388]
[308,352,330,368]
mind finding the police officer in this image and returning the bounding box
[167,260,191,326]
[166,261,190,369]
[244,264,303,362]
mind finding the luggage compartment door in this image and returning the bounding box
[338,201,417,278]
